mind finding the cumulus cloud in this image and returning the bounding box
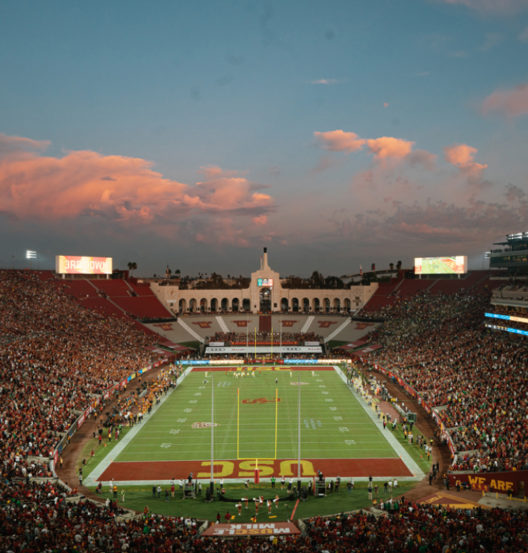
[0,133,275,242]
[366,137,415,160]
[444,143,488,176]
[314,130,416,161]
[314,130,365,153]
[481,82,528,117]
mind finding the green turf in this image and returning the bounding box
[114,367,398,463]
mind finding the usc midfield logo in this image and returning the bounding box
[242,397,281,404]
[196,459,316,478]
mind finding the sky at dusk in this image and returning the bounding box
[1,0,528,277]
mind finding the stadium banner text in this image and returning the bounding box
[56,255,113,275]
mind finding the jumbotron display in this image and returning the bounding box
[55,255,113,275]
[414,256,467,275]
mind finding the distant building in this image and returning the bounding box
[489,232,528,277]
[151,248,377,315]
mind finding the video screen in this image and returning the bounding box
[414,256,467,275]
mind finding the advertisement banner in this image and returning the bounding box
[448,470,528,495]
[202,522,300,537]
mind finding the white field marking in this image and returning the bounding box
[198,386,205,389]
[189,400,198,404]
[177,418,187,423]
[160,443,173,448]
[118,443,403,455]
[194,392,202,396]
[338,426,350,432]
[169,429,180,435]
[333,416,343,421]
[321,391,329,395]
[83,366,193,486]
[345,440,357,446]
[303,418,322,430]
[333,364,425,479]
[324,398,334,402]
[121,438,398,448]
[184,408,193,413]
[329,406,337,411]
[133,426,381,437]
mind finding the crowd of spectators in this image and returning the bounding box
[2,483,528,553]
[0,270,158,475]
[2,269,528,550]
[361,291,528,472]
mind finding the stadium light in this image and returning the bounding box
[25,250,37,260]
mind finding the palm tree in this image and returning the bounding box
[127,261,137,276]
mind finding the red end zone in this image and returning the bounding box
[98,457,412,481]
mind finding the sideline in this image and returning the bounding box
[334,365,425,481]
[84,366,193,486]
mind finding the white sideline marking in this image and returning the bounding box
[333,365,425,479]
[84,367,192,486]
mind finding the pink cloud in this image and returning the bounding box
[313,130,365,152]
[481,82,528,117]
[0,134,275,226]
[366,136,414,159]
[444,143,488,176]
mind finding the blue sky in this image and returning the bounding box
[1,0,527,276]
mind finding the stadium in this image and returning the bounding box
[2,240,528,552]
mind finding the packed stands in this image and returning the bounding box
[3,268,528,550]
[2,487,528,552]
[0,269,157,466]
[361,290,528,472]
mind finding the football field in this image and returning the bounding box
[87,366,422,484]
